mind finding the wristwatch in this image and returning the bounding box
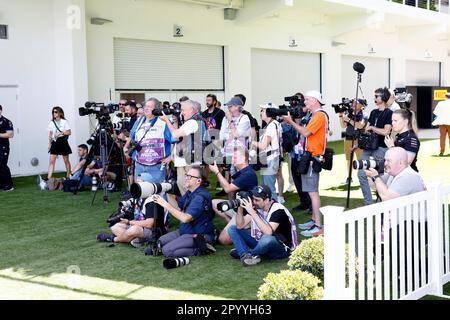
[372,175,380,182]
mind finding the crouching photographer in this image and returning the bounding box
[227,185,298,267]
[151,167,216,258]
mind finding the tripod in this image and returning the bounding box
[345,68,365,209]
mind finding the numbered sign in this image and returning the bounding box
[174,25,184,38]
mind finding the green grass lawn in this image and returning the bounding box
[0,139,448,300]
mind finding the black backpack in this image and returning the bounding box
[282,126,300,153]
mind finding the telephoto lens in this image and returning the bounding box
[352,158,379,170]
[163,257,190,269]
[216,199,241,212]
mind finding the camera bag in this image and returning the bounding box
[358,132,378,151]
[297,151,311,175]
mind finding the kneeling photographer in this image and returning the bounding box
[364,147,425,202]
[151,167,216,258]
[357,88,393,206]
[227,185,297,267]
[209,146,258,245]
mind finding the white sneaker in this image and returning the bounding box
[298,220,315,230]
[37,175,48,191]
[277,196,285,204]
[300,225,322,238]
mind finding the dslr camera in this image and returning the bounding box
[394,89,413,109]
[152,102,182,117]
[353,156,383,170]
[216,190,252,212]
[130,179,181,199]
[127,140,142,157]
[107,199,135,226]
[332,98,354,114]
[266,95,306,119]
[79,102,120,117]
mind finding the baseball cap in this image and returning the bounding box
[305,90,325,105]
[251,185,272,200]
[224,97,244,107]
[259,102,278,109]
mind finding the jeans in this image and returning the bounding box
[71,170,92,187]
[135,162,165,183]
[357,147,387,205]
[261,174,277,200]
[227,226,289,260]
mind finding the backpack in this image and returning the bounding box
[281,125,300,153]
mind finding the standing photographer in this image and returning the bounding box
[126,98,173,184]
[339,99,366,184]
[357,88,393,206]
[160,100,207,195]
[152,167,216,258]
[385,109,420,172]
[47,106,72,179]
[227,185,297,266]
[251,103,282,200]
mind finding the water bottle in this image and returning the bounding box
[160,163,166,172]
[92,176,98,192]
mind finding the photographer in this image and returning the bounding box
[357,88,393,206]
[152,167,216,258]
[126,98,173,184]
[227,185,297,266]
[250,103,282,200]
[283,91,328,237]
[385,109,420,172]
[96,197,158,246]
[339,99,366,184]
[160,100,206,195]
[364,147,425,202]
[209,146,258,245]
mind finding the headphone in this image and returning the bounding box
[381,87,391,103]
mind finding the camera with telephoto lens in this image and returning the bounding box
[266,95,307,120]
[353,156,382,170]
[79,102,120,117]
[216,190,252,212]
[129,179,180,199]
[127,140,142,157]
[107,200,135,226]
[332,98,354,114]
[163,257,190,269]
[152,102,182,117]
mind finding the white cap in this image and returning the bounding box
[304,90,325,105]
[259,102,278,109]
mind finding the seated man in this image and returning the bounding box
[228,185,298,266]
[364,147,426,201]
[152,166,216,258]
[96,194,166,247]
[209,146,258,245]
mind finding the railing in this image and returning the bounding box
[387,0,450,14]
[323,183,450,300]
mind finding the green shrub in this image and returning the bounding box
[288,237,357,284]
[288,237,325,281]
[257,270,323,300]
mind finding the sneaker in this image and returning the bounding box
[96,233,115,242]
[341,178,352,185]
[300,225,322,238]
[312,227,324,237]
[37,175,47,191]
[240,253,261,266]
[229,248,240,259]
[439,152,444,157]
[130,237,147,248]
[205,243,217,254]
[298,220,315,230]
[1,186,14,192]
[277,196,285,204]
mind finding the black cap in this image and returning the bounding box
[251,185,272,200]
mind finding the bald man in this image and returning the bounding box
[365,147,426,201]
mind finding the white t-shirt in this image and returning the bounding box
[48,119,71,141]
[220,114,251,156]
[260,120,281,161]
[174,119,199,167]
[432,99,450,126]
[389,101,401,112]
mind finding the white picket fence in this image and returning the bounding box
[323,183,450,300]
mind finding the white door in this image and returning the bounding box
[0,86,21,176]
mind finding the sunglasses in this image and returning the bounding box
[53,111,59,113]
[119,103,128,106]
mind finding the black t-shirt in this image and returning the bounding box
[269,208,292,248]
[202,107,226,131]
[368,108,393,148]
[395,130,420,172]
[0,116,13,148]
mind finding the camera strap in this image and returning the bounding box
[135,117,157,145]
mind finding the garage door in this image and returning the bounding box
[114,38,224,91]
[341,55,390,113]
[405,60,441,86]
[251,49,321,108]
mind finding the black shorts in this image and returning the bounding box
[50,137,72,156]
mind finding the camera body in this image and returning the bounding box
[79,102,120,117]
[332,98,354,114]
[127,140,142,157]
[394,89,413,109]
[216,190,252,212]
[107,200,135,226]
[353,156,382,170]
[152,102,182,117]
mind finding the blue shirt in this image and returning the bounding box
[177,186,215,236]
[130,116,172,161]
[232,166,258,192]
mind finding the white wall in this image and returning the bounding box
[0,0,89,176]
